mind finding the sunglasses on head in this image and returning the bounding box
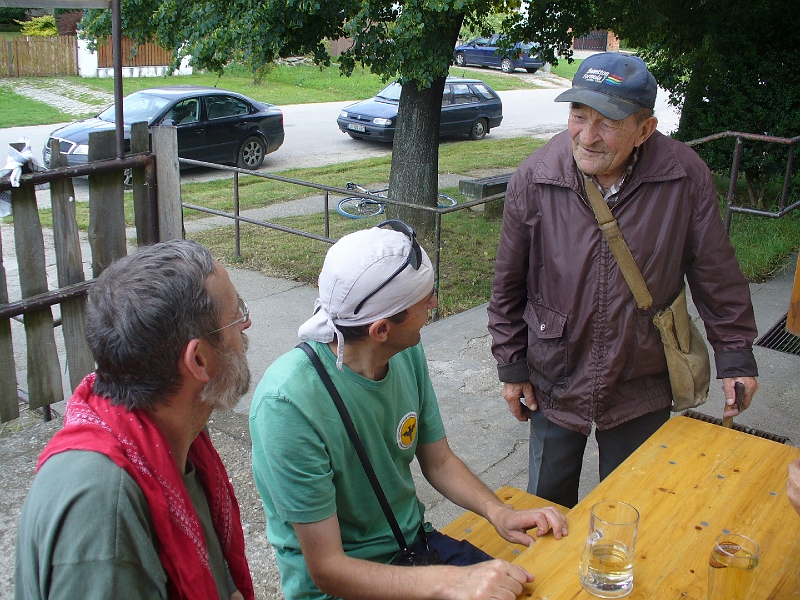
[353,220,422,315]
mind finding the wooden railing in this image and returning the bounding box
[0,125,182,423]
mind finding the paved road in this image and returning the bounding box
[1,84,681,181]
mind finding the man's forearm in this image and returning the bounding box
[416,439,508,521]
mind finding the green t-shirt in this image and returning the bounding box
[249,341,446,600]
[14,450,236,600]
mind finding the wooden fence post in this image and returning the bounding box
[88,129,127,277]
[0,223,20,422]
[151,125,183,241]
[10,159,64,411]
[130,121,151,245]
[50,141,95,391]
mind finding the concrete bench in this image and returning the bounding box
[458,172,513,199]
[458,173,513,217]
[440,486,568,562]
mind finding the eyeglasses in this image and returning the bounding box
[206,296,249,335]
[353,220,422,315]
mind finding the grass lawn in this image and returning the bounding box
[77,62,544,107]
[0,86,74,128]
[550,58,583,81]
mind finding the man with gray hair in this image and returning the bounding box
[489,52,759,508]
[250,221,568,600]
[15,240,254,600]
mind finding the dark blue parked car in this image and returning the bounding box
[337,77,503,143]
[454,34,545,74]
[44,86,284,170]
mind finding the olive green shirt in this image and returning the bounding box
[15,450,236,600]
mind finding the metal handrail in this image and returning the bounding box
[177,158,502,321]
[685,131,800,231]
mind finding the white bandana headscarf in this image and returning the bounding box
[298,226,434,369]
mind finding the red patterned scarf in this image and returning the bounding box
[38,373,254,600]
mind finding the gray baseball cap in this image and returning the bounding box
[555,52,657,120]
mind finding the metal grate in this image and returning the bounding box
[755,313,800,356]
[683,410,790,444]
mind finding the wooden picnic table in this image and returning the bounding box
[511,416,800,599]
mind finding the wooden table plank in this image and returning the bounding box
[511,416,800,599]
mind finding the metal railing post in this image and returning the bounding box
[234,171,241,257]
[724,137,744,232]
[324,190,330,239]
[432,212,442,322]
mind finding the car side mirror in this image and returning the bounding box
[160,118,176,127]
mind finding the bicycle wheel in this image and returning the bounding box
[336,197,386,219]
[437,193,458,208]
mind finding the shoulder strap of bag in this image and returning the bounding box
[296,342,413,556]
[583,178,654,310]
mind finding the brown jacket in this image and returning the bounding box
[488,130,758,435]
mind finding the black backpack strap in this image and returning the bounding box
[296,342,414,556]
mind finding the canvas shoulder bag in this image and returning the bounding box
[583,179,710,411]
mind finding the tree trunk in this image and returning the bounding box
[386,76,446,237]
[386,14,464,238]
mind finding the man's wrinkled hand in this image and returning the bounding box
[787,459,800,517]
[502,381,537,422]
[721,377,758,418]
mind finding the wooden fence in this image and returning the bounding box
[0,35,78,77]
[97,36,172,68]
[0,35,173,77]
[0,126,182,423]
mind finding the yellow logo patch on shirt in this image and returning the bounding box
[396,412,418,450]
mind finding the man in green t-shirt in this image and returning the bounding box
[250,222,569,600]
[15,240,254,600]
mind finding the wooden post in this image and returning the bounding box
[88,129,127,277]
[151,125,183,241]
[10,171,64,411]
[0,223,20,423]
[787,253,800,335]
[50,140,95,391]
[130,121,151,246]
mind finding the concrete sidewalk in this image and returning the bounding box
[228,249,800,527]
[1,221,797,599]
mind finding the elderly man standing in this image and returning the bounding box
[251,222,567,600]
[15,240,254,600]
[488,52,759,508]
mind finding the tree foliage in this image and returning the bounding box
[79,0,582,234]
[599,0,800,208]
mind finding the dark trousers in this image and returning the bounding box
[393,530,493,566]
[527,408,671,508]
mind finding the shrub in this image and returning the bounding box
[17,15,57,36]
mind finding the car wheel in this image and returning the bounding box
[525,67,539,74]
[500,58,514,73]
[237,135,266,169]
[469,118,488,141]
[455,52,466,67]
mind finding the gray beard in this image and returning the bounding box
[200,333,251,411]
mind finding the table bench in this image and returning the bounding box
[440,485,568,562]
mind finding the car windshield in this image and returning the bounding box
[376,83,402,101]
[97,92,173,125]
